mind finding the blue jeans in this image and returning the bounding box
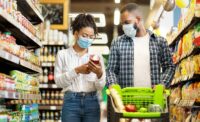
[62,91,100,122]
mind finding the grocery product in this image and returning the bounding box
[0,0,36,36]
[138,107,147,112]
[147,104,163,112]
[40,46,64,63]
[40,111,61,122]
[171,26,200,64]
[90,55,100,64]
[42,21,68,45]
[109,87,124,112]
[10,70,39,94]
[0,104,39,122]
[125,104,137,112]
[172,54,200,84]
[182,81,200,101]
[170,1,200,122]
[0,31,40,66]
[0,73,15,92]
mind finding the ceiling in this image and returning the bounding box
[71,0,149,4]
[70,0,150,46]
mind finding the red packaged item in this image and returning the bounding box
[0,73,6,90]
[90,55,100,64]
[4,77,15,92]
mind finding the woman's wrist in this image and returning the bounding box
[97,70,103,79]
[75,67,80,74]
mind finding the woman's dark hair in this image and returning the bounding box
[121,3,139,13]
[71,13,98,35]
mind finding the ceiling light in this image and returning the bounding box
[114,8,120,25]
[115,0,121,4]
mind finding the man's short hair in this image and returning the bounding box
[121,3,139,13]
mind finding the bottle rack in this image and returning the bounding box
[39,44,65,121]
[169,3,200,122]
[0,0,44,121]
[40,110,62,122]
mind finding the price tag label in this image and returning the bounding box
[14,92,18,99]
[171,80,175,85]
[179,100,194,107]
[42,62,47,67]
[174,98,181,104]
[183,100,188,106]
[40,84,48,88]
[4,91,8,98]
[58,41,64,45]
[20,93,23,99]
[50,106,56,110]
[24,94,28,99]
[47,63,51,67]
[52,84,57,88]
[188,100,195,106]
[178,100,184,106]
[20,60,29,68]
[38,95,42,100]
[183,76,187,81]
[49,41,54,45]
[8,92,13,98]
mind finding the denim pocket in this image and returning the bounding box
[64,92,74,101]
[85,96,100,112]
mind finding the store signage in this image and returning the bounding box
[93,33,108,44]
[40,0,69,30]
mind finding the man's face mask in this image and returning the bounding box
[122,23,138,38]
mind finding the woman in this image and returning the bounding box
[54,14,105,122]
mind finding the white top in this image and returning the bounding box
[133,33,152,87]
[54,47,106,92]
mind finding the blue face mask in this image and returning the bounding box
[77,36,93,49]
[122,24,137,38]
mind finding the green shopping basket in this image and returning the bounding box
[107,84,169,122]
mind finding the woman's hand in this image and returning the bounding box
[88,60,103,79]
[75,63,90,74]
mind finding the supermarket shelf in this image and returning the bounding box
[39,105,62,110]
[170,98,181,105]
[170,98,200,108]
[41,120,61,122]
[0,8,42,49]
[41,62,55,67]
[178,99,196,107]
[174,44,200,65]
[17,0,44,25]
[169,16,200,47]
[0,50,42,73]
[0,90,41,100]
[40,84,61,89]
[20,59,42,73]
[171,74,200,87]
[42,41,65,46]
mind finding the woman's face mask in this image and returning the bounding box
[77,36,93,49]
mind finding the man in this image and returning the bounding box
[106,3,174,122]
[106,3,175,89]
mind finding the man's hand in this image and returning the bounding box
[75,63,90,74]
[88,60,103,79]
